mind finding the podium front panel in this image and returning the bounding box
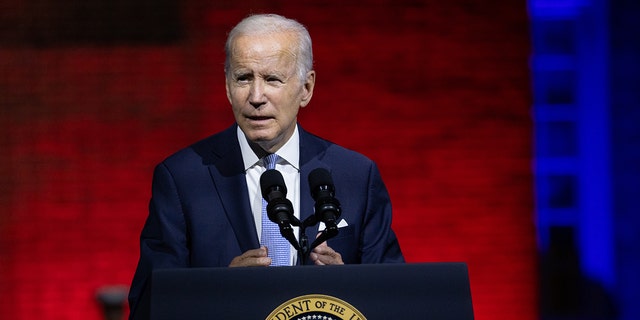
[151,263,474,319]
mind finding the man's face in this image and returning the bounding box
[226,32,315,153]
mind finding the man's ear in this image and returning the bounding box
[225,78,232,104]
[300,70,316,108]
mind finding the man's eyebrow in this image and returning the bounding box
[232,69,253,77]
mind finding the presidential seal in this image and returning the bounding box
[265,294,366,320]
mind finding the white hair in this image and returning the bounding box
[224,14,313,82]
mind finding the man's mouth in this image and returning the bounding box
[248,115,272,121]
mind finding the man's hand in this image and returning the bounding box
[229,246,272,267]
[309,241,344,265]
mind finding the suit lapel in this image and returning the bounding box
[207,126,260,252]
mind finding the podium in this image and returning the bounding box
[150,263,474,319]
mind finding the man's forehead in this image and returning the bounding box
[229,37,297,68]
[232,32,297,52]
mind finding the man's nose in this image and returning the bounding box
[249,80,266,108]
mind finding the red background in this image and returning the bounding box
[0,1,536,319]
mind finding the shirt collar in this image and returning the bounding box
[237,125,300,171]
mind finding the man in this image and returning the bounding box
[128,13,404,319]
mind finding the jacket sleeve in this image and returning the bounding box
[360,161,405,264]
[128,162,190,320]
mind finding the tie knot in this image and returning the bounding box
[263,153,279,170]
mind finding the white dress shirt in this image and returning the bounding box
[237,125,300,265]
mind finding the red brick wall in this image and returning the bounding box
[0,1,535,319]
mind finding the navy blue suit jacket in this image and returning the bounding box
[128,124,404,319]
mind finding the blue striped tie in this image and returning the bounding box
[261,153,290,266]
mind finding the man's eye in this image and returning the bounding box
[234,73,253,82]
[266,76,282,83]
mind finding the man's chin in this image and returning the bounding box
[245,131,274,144]
[245,132,278,151]
[241,126,289,153]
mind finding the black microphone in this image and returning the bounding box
[260,169,301,251]
[260,169,297,227]
[308,168,341,237]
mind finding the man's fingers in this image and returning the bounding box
[229,246,272,267]
[310,244,344,265]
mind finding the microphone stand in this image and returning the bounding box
[284,215,338,266]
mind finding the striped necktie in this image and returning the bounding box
[261,153,290,266]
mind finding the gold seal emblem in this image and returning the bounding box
[265,294,366,320]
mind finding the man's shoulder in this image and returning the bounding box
[160,125,237,167]
[300,128,374,166]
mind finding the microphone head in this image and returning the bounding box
[260,169,287,200]
[308,168,334,199]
